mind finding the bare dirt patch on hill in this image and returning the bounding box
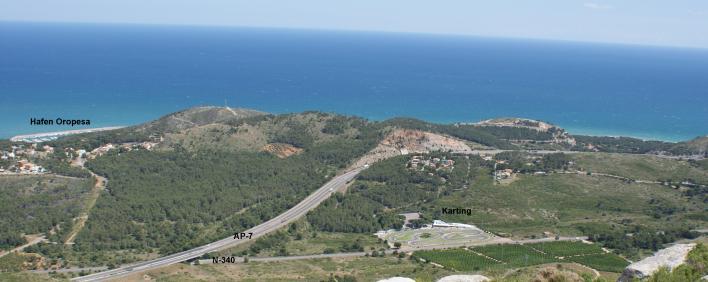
[261,143,304,158]
[352,129,471,168]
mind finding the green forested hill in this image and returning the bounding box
[136,106,266,134]
[78,149,333,254]
[0,175,92,250]
[63,111,389,255]
[19,108,514,258]
[44,107,265,151]
[573,135,708,156]
[308,153,479,233]
[161,111,381,156]
[12,110,391,267]
[5,107,705,270]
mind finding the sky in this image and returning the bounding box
[1,0,707,48]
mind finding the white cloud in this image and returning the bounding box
[583,2,613,10]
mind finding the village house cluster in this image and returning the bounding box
[491,154,574,181]
[495,167,514,180]
[14,159,46,174]
[408,155,455,171]
[1,141,158,174]
[488,157,515,181]
[0,144,53,174]
[69,141,158,161]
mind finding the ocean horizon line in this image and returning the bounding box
[4,20,708,52]
[3,109,699,143]
[2,24,706,144]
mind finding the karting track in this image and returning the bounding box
[383,226,499,249]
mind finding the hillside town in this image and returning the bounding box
[0,141,159,175]
[0,144,51,174]
[491,153,573,182]
[407,155,455,171]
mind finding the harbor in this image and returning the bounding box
[9,126,126,143]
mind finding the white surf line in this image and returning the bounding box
[10,126,126,142]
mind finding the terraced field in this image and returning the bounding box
[413,249,500,271]
[414,241,629,273]
[568,253,629,272]
[473,244,557,267]
[528,240,604,257]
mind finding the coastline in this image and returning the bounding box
[3,23,707,145]
[9,126,126,142]
[1,119,697,143]
[560,126,687,143]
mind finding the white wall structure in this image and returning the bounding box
[432,220,476,229]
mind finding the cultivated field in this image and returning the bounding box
[415,241,629,273]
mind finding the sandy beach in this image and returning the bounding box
[9,126,126,142]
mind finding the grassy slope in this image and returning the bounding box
[434,169,701,237]
[125,256,451,282]
[220,230,385,258]
[129,252,620,282]
[162,112,365,152]
[415,241,628,273]
[696,159,708,170]
[0,272,59,282]
[326,152,704,238]
[278,232,381,256]
[572,152,708,183]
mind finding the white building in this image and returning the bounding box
[432,220,476,229]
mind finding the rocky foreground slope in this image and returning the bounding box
[618,243,696,281]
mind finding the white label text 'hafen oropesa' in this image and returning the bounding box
[30,118,91,126]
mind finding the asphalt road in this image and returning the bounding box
[42,235,590,275]
[202,236,589,263]
[72,167,364,282]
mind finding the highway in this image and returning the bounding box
[73,167,364,282]
[44,236,590,276]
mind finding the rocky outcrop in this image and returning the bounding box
[618,243,696,281]
[351,129,472,168]
[261,143,303,158]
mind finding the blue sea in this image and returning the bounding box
[1,22,707,141]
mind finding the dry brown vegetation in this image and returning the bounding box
[261,143,303,158]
